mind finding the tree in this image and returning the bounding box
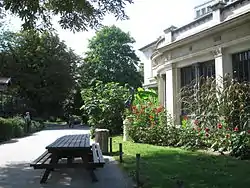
[0,30,80,118]
[2,0,134,32]
[81,81,129,135]
[80,25,142,88]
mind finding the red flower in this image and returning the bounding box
[248,130,250,134]
[217,123,222,129]
[206,133,209,137]
[205,128,210,132]
[234,127,239,132]
[149,115,154,119]
[156,107,163,113]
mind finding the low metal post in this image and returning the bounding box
[109,137,112,154]
[119,143,123,163]
[136,154,140,187]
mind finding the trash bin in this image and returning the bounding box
[94,129,109,154]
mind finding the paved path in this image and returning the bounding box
[0,125,133,188]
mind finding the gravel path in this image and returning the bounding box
[0,125,133,188]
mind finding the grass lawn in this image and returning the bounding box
[111,136,250,188]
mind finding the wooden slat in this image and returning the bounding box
[92,144,99,163]
[46,134,91,149]
[39,153,52,165]
[96,143,105,163]
[30,151,49,166]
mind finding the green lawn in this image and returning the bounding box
[111,136,250,188]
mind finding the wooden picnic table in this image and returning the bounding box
[30,134,105,184]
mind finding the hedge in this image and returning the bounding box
[0,116,44,142]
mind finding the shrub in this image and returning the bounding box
[179,76,250,158]
[0,116,44,141]
[30,120,44,133]
[81,81,129,135]
[11,116,26,137]
[0,117,14,141]
[127,88,166,127]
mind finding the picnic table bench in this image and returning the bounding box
[30,134,105,184]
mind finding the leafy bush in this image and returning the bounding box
[10,116,26,137]
[0,116,44,141]
[179,76,250,158]
[126,88,166,127]
[128,76,250,159]
[30,120,44,133]
[0,117,14,141]
[81,81,129,135]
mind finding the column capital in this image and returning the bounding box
[156,73,165,79]
[164,63,176,71]
[211,47,222,57]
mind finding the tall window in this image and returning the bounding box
[180,60,215,115]
[181,60,215,87]
[232,50,250,82]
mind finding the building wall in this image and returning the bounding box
[167,22,250,63]
[141,48,154,86]
[140,0,250,123]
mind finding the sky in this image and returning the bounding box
[8,0,202,60]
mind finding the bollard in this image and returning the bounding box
[136,154,140,187]
[119,143,123,163]
[109,137,112,154]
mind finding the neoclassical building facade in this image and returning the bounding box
[139,0,250,124]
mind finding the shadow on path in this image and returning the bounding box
[0,157,132,188]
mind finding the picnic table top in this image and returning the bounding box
[46,134,91,150]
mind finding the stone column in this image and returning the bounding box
[165,64,180,124]
[157,74,165,106]
[213,47,233,88]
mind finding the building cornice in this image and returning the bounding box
[157,11,250,53]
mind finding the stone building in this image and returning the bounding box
[139,0,250,123]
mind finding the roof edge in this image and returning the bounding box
[138,40,157,51]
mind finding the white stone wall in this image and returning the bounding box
[164,22,250,62]
[140,0,250,122]
[140,48,154,86]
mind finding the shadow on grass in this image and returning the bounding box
[111,148,250,188]
[0,157,132,188]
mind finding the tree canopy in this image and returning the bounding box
[80,25,142,88]
[2,0,134,32]
[0,30,80,118]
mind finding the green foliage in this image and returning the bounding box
[180,76,250,130]
[0,117,14,141]
[79,25,142,89]
[127,88,165,127]
[10,116,26,137]
[0,116,44,141]
[3,0,134,32]
[0,30,79,118]
[81,81,129,135]
[179,76,250,158]
[128,76,250,159]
